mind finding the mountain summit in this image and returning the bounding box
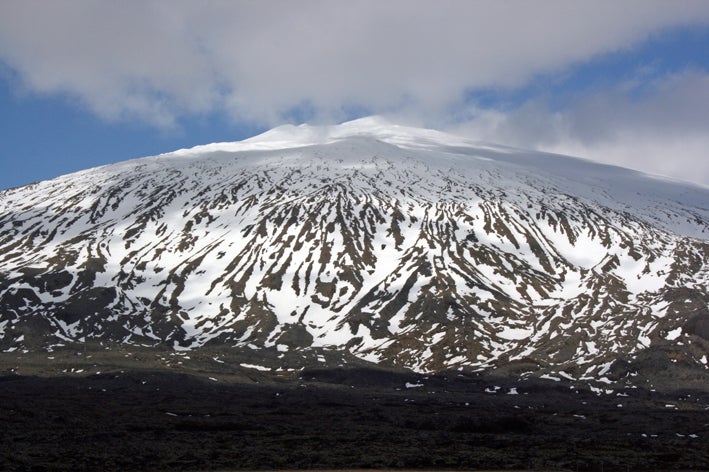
[1,118,707,386]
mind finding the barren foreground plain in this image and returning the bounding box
[1,345,708,471]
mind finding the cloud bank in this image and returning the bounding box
[448,70,709,184]
[1,1,708,184]
[2,0,708,125]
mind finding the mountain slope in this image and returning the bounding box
[1,117,707,384]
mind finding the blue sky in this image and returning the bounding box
[0,74,263,189]
[1,1,709,190]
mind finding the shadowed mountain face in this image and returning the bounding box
[1,117,708,386]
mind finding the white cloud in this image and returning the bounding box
[1,1,708,184]
[448,71,709,186]
[1,0,709,127]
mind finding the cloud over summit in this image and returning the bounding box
[1,1,708,185]
[1,0,708,126]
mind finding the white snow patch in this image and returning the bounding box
[498,327,532,341]
[240,363,271,371]
[665,327,682,341]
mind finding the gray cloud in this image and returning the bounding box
[2,0,709,126]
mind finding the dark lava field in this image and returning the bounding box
[1,346,708,472]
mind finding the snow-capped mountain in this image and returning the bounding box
[1,117,707,382]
